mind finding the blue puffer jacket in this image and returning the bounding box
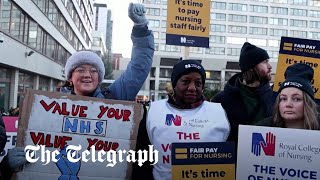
[61,26,154,100]
[211,73,275,142]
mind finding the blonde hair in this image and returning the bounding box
[273,92,319,130]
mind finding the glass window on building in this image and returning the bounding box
[248,38,267,46]
[290,30,307,38]
[146,8,160,16]
[211,1,226,10]
[310,32,320,40]
[226,37,246,45]
[190,47,203,54]
[161,20,166,28]
[0,68,11,113]
[227,48,241,56]
[270,0,288,3]
[290,0,307,5]
[269,39,280,47]
[205,71,221,80]
[309,0,320,6]
[159,80,171,90]
[210,35,225,44]
[205,47,225,55]
[154,43,159,51]
[39,76,50,91]
[159,68,172,78]
[28,20,38,49]
[165,45,180,52]
[270,28,288,36]
[92,37,101,46]
[228,14,247,23]
[249,27,267,35]
[310,10,320,17]
[249,16,268,24]
[1,0,12,33]
[18,72,34,107]
[269,17,288,26]
[162,9,167,16]
[228,25,247,34]
[270,50,279,59]
[210,24,226,32]
[290,8,307,16]
[162,0,167,5]
[153,31,159,39]
[249,5,268,13]
[210,13,226,21]
[228,3,247,11]
[310,21,320,28]
[290,19,307,27]
[270,7,288,15]
[251,0,268,2]
[10,4,22,40]
[161,32,166,39]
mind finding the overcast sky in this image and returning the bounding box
[108,0,139,58]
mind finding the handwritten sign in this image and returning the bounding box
[237,125,320,180]
[166,0,210,47]
[16,90,143,179]
[274,37,320,99]
[0,116,18,161]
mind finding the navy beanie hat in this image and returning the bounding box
[279,63,314,99]
[171,60,206,88]
[239,42,269,72]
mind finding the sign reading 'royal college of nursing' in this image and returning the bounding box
[274,36,320,99]
[166,0,210,48]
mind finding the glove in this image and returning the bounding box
[6,147,28,169]
[128,3,149,27]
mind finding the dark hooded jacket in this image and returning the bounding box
[211,73,275,142]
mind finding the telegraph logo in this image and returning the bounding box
[251,132,276,156]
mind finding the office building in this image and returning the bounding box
[143,0,320,100]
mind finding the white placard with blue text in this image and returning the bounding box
[237,125,320,180]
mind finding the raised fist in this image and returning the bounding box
[128,3,149,27]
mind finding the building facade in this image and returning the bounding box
[142,0,320,100]
[0,0,94,112]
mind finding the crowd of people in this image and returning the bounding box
[0,2,319,180]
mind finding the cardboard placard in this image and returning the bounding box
[0,116,18,161]
[172,142,235,180]
[16,90,143,180]
[237,125,320,180]
[274,37,320,99]
[166,0,210,47]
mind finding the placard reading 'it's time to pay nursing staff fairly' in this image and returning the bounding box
[237,125,320,180]
[166,0,210,48]
[15,90,146,180]
[172,142,235,180]
[274,36,320,99]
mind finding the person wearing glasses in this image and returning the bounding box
[0,3,154,179]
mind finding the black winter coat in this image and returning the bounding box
[211,73,275,143]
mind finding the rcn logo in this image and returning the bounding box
[180,37,187,43]
[165,114,182,126]
[251,132,276,156]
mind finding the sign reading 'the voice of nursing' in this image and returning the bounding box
[171,142,235,180]
[274,36,320,99]
[237,125,320,180]
[166,0,210,48]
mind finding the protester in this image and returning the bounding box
[256,63,319,129]
[132,60,230,180]
[0,2,154,179]
[211,42,274,142]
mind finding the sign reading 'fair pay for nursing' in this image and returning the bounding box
[15,90,144,180]
[274,36,320,99]
[166,0,210,48]
[171,142,235,179]
[237,125,320,180]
